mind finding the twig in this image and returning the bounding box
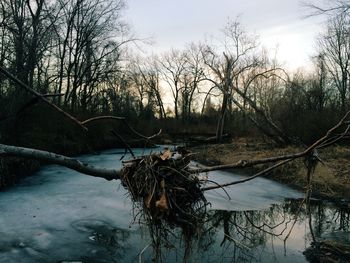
[82,115,162,140]
[123,120,162,140]
[317,125,350,149]
[110,130,136,159]
[204,180,231,200]
[81,116,126,124]
[138,243,151,263]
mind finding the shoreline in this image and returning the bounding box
[1,137,349,202]
[190,138,350,201]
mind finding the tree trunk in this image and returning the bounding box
[216,93,229,142]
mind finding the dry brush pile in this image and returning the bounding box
[120,148,208,240]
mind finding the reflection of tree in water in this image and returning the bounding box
[309,200,350,236]
[304,200,350,262]
[201,204,298,262]
[142,198,350,262]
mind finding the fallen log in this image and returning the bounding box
[0,144,121,181]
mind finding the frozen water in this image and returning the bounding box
[204,169,302,211]
[0,146,328,262]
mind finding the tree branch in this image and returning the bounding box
[82,116,162,140]
[0,144,121,181]
[0,66,87,131]
[190,110,350,176]
[201,159,293,191]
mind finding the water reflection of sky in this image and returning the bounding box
[0,148,348,262]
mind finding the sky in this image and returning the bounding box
[125,0,327,71]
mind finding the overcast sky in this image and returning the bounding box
[125,0,326,70]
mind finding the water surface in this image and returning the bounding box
[0,147,349,262]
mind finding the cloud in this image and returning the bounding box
[126,0,325,69]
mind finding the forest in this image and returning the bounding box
[0,0,349,150]
[0,0,350,262]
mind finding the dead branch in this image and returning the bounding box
[0,66,87,131]
[190,154,301,174]
[201,159,293,191]
[110,130,136,159]
[0,144,120,180]
[190,110,350,175]
[81,116,126,124]
[82,116,162,140]
[123,122,162,140]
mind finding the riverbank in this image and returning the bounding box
[191,138,350,200]
[1,147,340,263]
[2,132,349,200]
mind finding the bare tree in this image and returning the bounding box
[305,0,350,15]
[180,44,205,122]
[202,20,264,142]
[51,0,128,112]
[199,20,293,144]
[159,49,187,119]
[0,0,56,89]
[318,13,350,114]
[129,57,166,119]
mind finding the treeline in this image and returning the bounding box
[0,0,349,149]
